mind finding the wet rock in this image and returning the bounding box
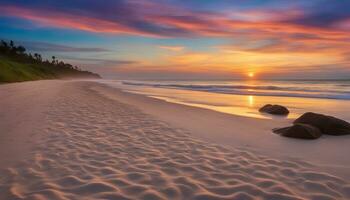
[259,104,289,115]
[294,112,350,136]
[273,123,322,139]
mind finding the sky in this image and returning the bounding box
[0,0,350,80]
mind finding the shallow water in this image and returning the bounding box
[99,80,350,121]
[122,80,350,100]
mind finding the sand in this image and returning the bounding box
[0,80,349,200]
[94,82,350,178]
[0,80,63,169]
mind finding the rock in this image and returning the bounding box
[294,112,350,135]
[273,123,322,139]
[259,104,273,112]
[259,104,289,115]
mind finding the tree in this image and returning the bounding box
[0,39,100,79]
[1,40,7,47]
[28,53,34,60]
[17,46,26,54]
[52,56,56,64]
[0,40,9,54]
[34,53,42,62]
[10,40,14,49]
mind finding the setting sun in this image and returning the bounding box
[248,72,255,78]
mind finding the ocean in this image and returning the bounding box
[99,79,350,121]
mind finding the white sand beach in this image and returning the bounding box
[1,80,350,200]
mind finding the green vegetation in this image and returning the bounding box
[0,40,100,83]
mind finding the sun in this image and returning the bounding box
[248,72,254,78]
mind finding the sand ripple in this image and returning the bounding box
[1,82,349,200]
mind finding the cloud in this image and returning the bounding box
[21,41,110,52]
[0,0,349,41]
[158,45,185,51]
[62,56,138,66]
[283,1,350,29]
[1,0,350,79]
[0,1,198,38]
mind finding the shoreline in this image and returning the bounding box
[1,80,349,199]
[120,80,350,101]
[94,81,350,178]
[103,80,350,121]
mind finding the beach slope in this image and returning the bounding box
[0,81,349,200]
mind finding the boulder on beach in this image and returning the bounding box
[294,112,350,136]
[259,104,289,115]
[273,123,322,139]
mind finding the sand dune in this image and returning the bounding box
[0,81,350,200]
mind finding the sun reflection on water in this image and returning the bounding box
[248,95,254,107]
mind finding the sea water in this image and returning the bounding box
[100,79,350,121]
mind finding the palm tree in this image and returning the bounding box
[10,40,14,49]
[34,53,42,62]
[17,46,26,54]
[52,56,56,64]
[0,40,8,49]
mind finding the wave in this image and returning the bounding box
[122,81,350,100]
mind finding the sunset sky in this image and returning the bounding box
[0,0,350,80]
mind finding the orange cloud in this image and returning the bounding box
[0,6,165,37]
[1,3,350,41]
[2,1,350,79]
[158,45,185,51]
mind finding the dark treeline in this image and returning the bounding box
[0,40,100,79]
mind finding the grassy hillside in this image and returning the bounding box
[0,58,55,82]
[0,57,100,83]
[0,40,101,83]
